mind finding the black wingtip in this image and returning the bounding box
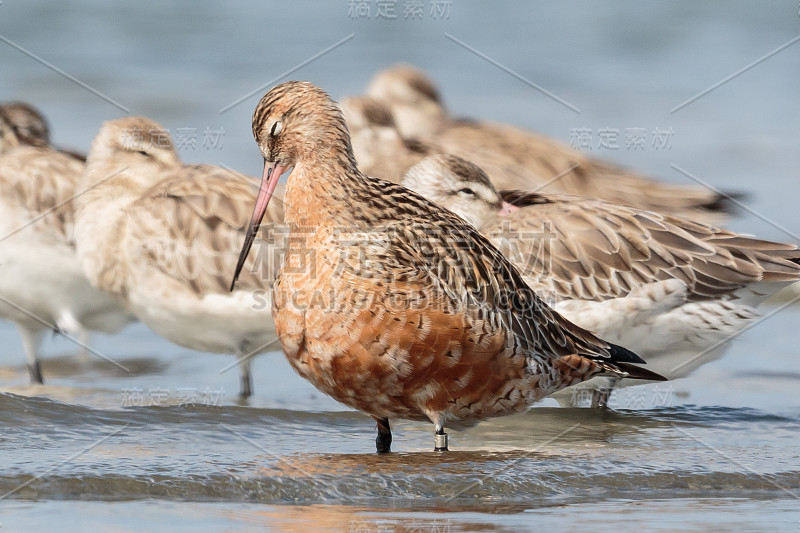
[607,342,647,365]
[614,362,668,382]
[702,189,749,214]
[605,343,668,381]
[499,189,553,207]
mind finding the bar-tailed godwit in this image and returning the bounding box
[0,102,86,161]
[402,154,800,406]
[366,65,740,225]
[0,111,134,383]
[75,117,285,398]
[340,96,434,183]
[365,65,446,140]
[0,110,21,154]
[232,81,665,452]
[0,102,50,148]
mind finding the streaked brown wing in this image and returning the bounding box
[486,193,800,301]
[128,164,286,295]
[0,145,84,240]
[376,210,623,364]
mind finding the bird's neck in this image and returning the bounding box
[282,149,372,229]
[79,155,166,211]
[74,159,168,296]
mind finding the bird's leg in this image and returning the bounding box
[236,352,253,399]
[591,389,609,409]
[434,424,449,452]
[57,312,89,362]
[591,379,618,409]
[374,417,392,454]
[76,329,92,363]
[28,360,43,385]
[18,325,44,385]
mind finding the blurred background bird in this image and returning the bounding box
[0,107,135,384]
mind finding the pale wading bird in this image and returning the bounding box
[0,112,21,154]
[0,102,86,161]
[340,96,434,183]
[231,81,665,453]
[75,117,285,398]
[366,64,741,225]
[402,154,800,406]
[0,110,134,384]
[0,102,50,148]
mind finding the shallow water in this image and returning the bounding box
[2,303,799,531]
[2,1,800,531]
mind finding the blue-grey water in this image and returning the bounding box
[1,1,800,531]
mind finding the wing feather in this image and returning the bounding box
[128,164,286,295]
[484,192,800,301]
[0,145,84,241]
[370,188,624,365]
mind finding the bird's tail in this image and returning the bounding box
[609,361,668,382]
[600,342,668,382]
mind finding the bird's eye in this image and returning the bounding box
[137,150,148,156]
[457,188,476,197]
[270,121,283,137]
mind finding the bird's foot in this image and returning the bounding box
[239,374,253,400]
[374,417,392,453]
[591,388,612,409]
[28,361,43,384]
[434,427,448,452]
